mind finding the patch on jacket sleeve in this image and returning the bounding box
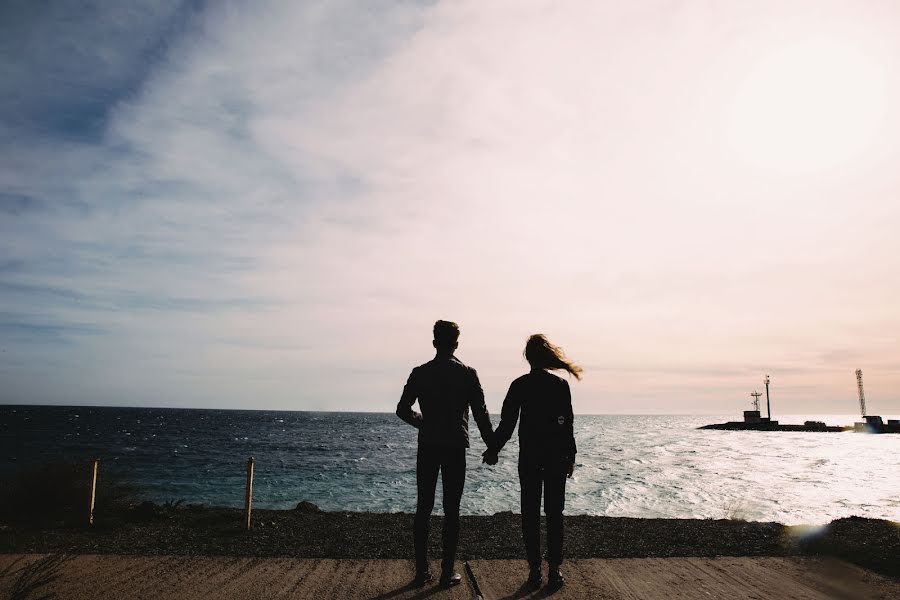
[557,415,565,425]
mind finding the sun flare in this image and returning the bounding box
[727,37,887,173]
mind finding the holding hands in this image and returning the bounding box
[482,448,499,466]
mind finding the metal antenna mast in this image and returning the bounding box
[751,391,762,412]
[764,374,771,420]
[856,369,866,417]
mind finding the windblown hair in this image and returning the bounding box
[433,320,460,348]
[524,334,583,380]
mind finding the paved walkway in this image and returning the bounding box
[0,554,896,599]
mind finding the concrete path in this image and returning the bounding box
[1,554,896,599]
[470,557,898,600]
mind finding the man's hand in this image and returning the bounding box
[567,461,575,478]
[482,449,499,466]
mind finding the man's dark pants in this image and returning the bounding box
[519,457,567,569]
[414,443,466,575]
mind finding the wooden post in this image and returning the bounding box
[244,457,255,530]
[88,459,99,526]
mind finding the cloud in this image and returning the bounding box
[0,0,200,140]
[1,0,899,414]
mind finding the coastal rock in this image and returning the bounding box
[295,501,322,513]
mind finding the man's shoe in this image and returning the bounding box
[548,566,565,590]
[413,571,434,587]
[526,567,543,589]
[439,572,462,588]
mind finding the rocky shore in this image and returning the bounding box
[1,503,897,579]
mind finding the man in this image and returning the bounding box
[396,320,494,587]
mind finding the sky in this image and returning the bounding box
[1,0,899,416]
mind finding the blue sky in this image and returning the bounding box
[2,0,899,416]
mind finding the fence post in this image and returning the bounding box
[88,458,99,526]
[244,457,255,530]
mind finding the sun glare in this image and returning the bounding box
[726,37,887,173]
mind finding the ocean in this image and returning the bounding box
[1,406,897,525]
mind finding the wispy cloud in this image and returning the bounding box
[1,0,899,414]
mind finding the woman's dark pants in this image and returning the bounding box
[414,444,466,575]
[519,459,567,568]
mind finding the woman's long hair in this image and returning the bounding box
[524,334,583,380]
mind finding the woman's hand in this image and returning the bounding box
[567,461,575,478]
[482,448,499,466]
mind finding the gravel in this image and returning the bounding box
[1,505,896,578]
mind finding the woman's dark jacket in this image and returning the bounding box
[491,370,576,463]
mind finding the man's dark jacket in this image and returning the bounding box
[396,355,493,447]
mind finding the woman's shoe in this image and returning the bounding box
[526,567,543,589]
[547,566,565,591]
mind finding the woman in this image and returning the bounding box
[483,334,581,591]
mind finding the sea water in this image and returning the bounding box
[1,406,897,525]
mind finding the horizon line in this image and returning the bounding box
[0,403,888,418]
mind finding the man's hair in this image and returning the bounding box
[433,320,460,348]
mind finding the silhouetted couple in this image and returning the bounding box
[396,320,581,591]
